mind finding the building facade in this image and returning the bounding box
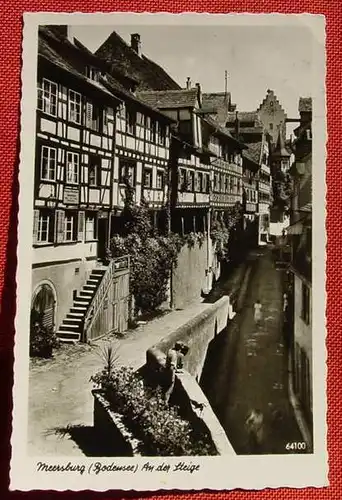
[287,97,312,430]
[256,89,287,145]
[31,26,175,342]
[227,113,272,246]
[32,26,122,335]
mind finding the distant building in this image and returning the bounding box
[227,113,272,246]
[269,126,292,236]
[256,89,287,145]
[138,81,246,294]
[287,97,312,432]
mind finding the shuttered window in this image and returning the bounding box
[64,211,78,242]
[85,212,97,241]
[143,167,152,188]
[41,146,57,181]
[78,211,85,241]
[37,79,58,116]
[88,154,101,186]
[156,170,164,190]
[33,209,55,244]
[55,210,65,243]
[85,101,101,131]
[119,159,136,186]
[68,90,82,124]
[32,284,56,330]
[66,152,79,184]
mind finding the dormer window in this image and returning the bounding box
[86,66,100,82]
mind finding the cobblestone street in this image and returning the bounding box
[210,247,303,454]
[28,294,231,456]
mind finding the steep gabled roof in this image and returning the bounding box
[256,89,287,116]
[272,128,291,158]
[103,75,176,122]
[95,31,181,91]
[136,89,199,109]
[226,111,259,124]
[243,141,263,165]
[203,115,246,148]
[299,97,312,113]
[38,29,115,99]
[201,92,233,124]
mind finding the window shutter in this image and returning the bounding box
[78,211,85,241]
[56,210,65,243]
[33,209,39,244]
[86,102,93,128]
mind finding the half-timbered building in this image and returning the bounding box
[227,112,272,245]
[32,26,126,339]
[32,26,177,342]
[137,83,211,236]
[101,74,175,235]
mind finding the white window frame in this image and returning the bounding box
[64,212,76,242]
[68,89,82,124]
[156,170,164,190]
[38,78,58,116]
[66,152,79,184]
[143,168,152,189]
[85,214,96,241]
[37,211,52,243]
[86,66,100,82]
[40,145,57,181]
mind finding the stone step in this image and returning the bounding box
[74,297,91,305]
[70,306,87,314]
[84,284,97,291]
[67,312,84,318]
[91,269,106,276]
[58,324,81,333]
[63,317,83,325]
[57,330,81,342]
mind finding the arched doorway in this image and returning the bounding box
[31,282,56,330]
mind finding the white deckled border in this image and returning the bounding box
[11,11,327,492]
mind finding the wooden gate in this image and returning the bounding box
[83,256,130,342]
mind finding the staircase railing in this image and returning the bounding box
[83,255,130,342]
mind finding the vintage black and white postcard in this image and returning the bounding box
[11,12,327,491]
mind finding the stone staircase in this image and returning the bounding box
[57,267,107,343]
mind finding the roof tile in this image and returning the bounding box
[95,31,181,91]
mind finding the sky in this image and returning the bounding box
[71,23,314,135]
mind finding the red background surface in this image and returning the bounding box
[0,0,340,498]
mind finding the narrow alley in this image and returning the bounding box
[201,247,304,454]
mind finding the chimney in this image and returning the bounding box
[195,82,202,106]
[131,33,141,56]
[186,77,191,90]
[235,111,240,137]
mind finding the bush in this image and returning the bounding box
[30,310,59,358]
[91,365,216,456]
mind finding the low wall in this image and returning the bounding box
[145,296,236,455]
[171,240,208,309]
[93,390,142,456]
[148,296,230,381]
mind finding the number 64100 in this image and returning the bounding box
[286,442,307,451]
